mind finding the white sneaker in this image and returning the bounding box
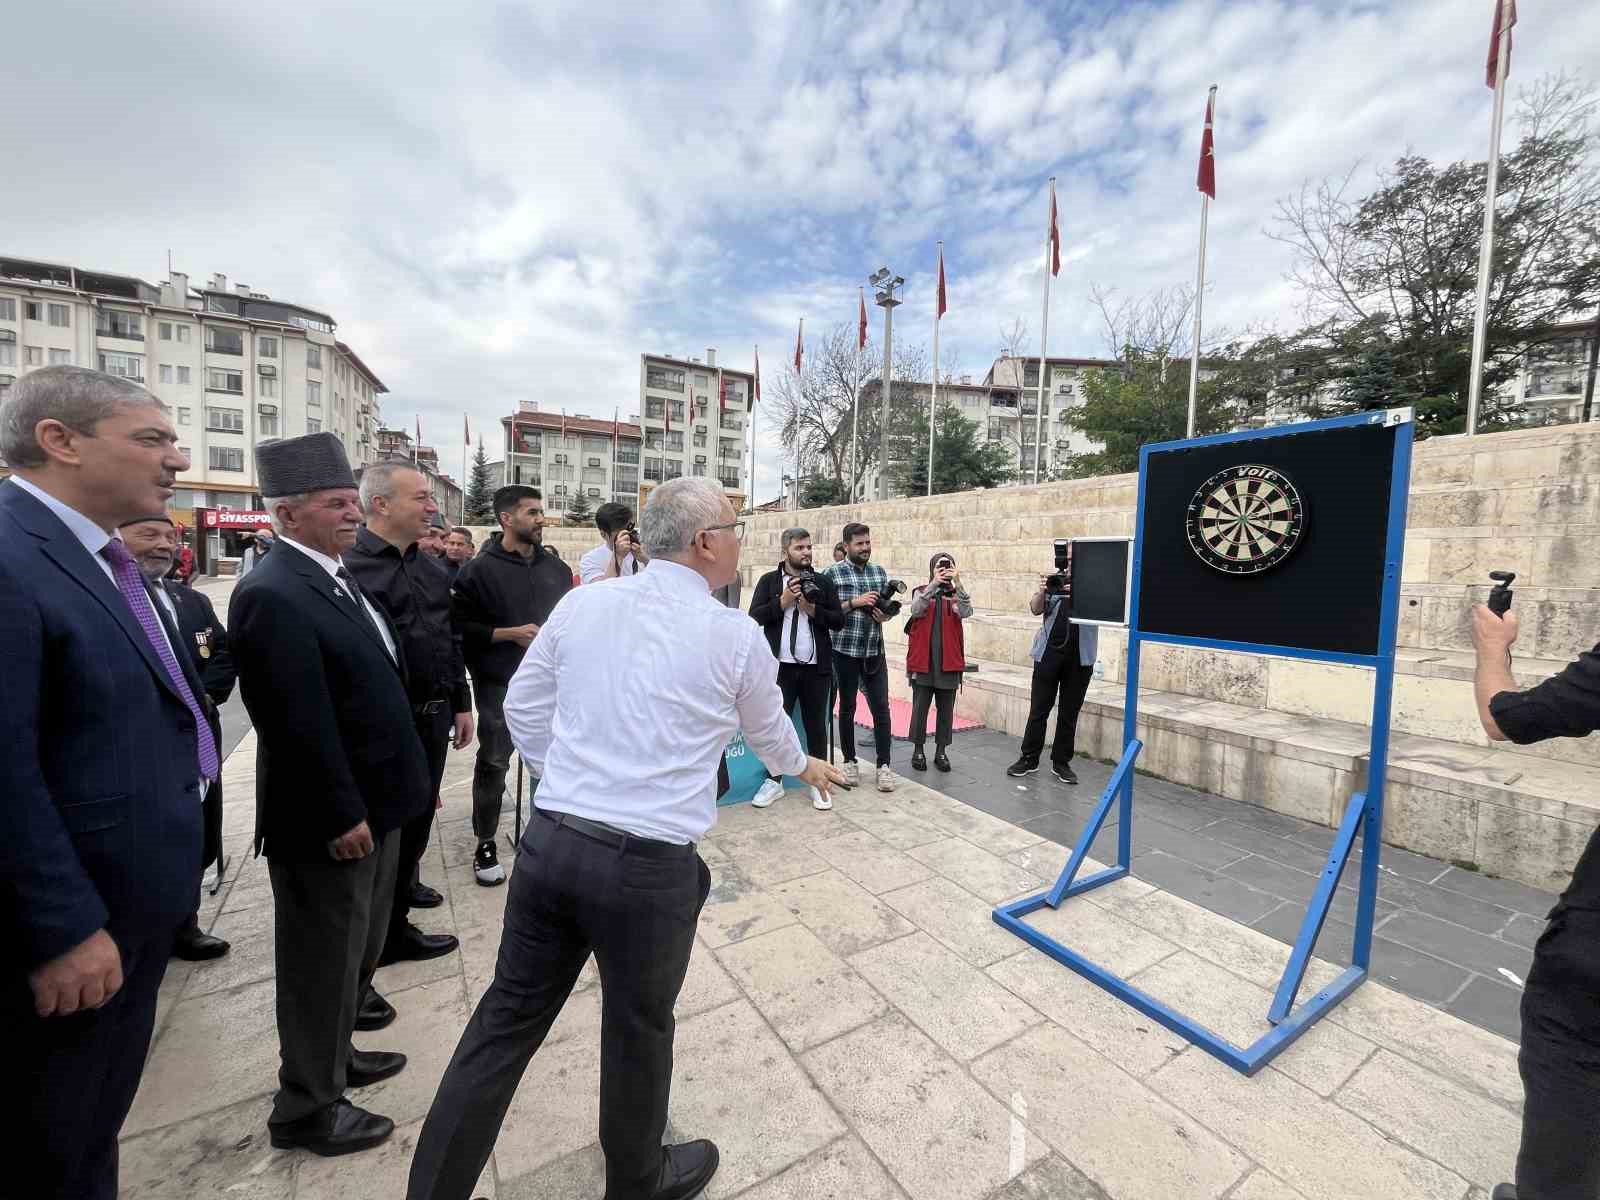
[751,778,784,809]
[876,766,898,793]
[840,761,860,789]
[810,785,832,811]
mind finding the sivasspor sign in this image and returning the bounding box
[201,509,272,529]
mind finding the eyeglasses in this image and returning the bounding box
[702,520,745,541]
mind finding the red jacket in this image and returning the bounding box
[905,586,966,675]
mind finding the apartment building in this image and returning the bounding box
[501,405,644,516]
[639,350,753,508]
[0,256,385,524]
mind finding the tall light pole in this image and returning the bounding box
[870,268,904,501]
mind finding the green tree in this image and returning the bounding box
[801,476,847,508]
[1060,351,1237,477]
[893,403,1016,495]
[464,438,495,522]
[564,489,593,524]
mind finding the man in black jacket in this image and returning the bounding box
[231,433,431,1158]
[747,527,845,811]
[348,462,473,970]
[121,512,236,962]
[451,485,572,886]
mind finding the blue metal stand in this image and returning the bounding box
[993,410,1414,1076]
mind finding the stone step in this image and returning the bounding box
[882,651,1600,894]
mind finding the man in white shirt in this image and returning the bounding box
[408,478,843,1200]
[578,500,647,583]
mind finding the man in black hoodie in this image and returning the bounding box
[451,486,571,885]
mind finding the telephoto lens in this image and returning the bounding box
[875,578,908,618]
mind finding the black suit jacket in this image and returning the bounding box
[161,580,235,871]
[0,483,205,967]
[229,541,431,862]
[748,565,846,675]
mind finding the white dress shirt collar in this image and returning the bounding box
[276,533,345,578]
[277,534,397,661]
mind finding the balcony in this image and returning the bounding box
[615,449,640,465]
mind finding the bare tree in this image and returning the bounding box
[998,316,1030,360]
[1088,283,1199,364]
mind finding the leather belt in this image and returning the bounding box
[535,807,694,859]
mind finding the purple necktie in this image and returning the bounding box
[101,539,221,780]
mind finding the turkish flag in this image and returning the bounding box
[1486,0,1517,89]
[1048,185,1060,278]
[858,289,868,350]
[794,321,804,373]
[464,413,470,444]
[936,247,947,319]
[1197,88,1217,199]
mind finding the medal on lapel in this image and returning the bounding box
[196,629,212,659]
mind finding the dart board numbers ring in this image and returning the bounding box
[1185,464,1307,575]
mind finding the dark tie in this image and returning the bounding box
[337,567,393,658]
[789,606,802,660]
[101,540,219,779]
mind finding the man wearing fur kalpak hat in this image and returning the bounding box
[229,432,431,1158]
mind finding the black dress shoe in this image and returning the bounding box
[346,1048,407,1087]
[933,751,951,772]
[269,1097,394,1157]
[910,747,928,771]
[650,1140,720,1200]
[408,882,444,909]
[378,922,459,966]
[355,986,396,1032]
[172,923,231,962]
[1052,762,1078,785]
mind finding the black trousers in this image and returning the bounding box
[388,705,452,946]
[267,833,400,1124]
[1514,906,1600,1198]
[910,684,957,751]
[766,661,830,780]
[8,931,173,1200]
[472,681,512,842]
[1020,641,1094,767]
[407,813,711,1200]
[834,652,893,767]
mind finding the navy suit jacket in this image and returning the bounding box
[0,483,205,971]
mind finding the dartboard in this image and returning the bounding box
[1185,464,1307,575]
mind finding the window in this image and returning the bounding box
[24,301,42,321]
[48,304,71,328]
[663,460,682,481]
[176,324,190,344]
[259,410,279,437]
[644,456,664,482]
[694,373,708,387]
[307,418,321,433]
[258,336,278,357]
[159,322,173,340]
[666,431,683,452]
[96,309,141,338]
[206,407,244,432]
[693,430,707,447]
[24,346,42,366]
[645,366,684,392]
[692,461,707,476]
[258,374,277,398]
[49,349,71,365]
[97,351,143,381]
[208,447,244,472]
[206,368,243,393]
[178,406,191,425]
[205,326,243,355]
[159,364,174,384]
[177,365,191,385]
[0,335,12,368]
[0,298,14,320]
[307,381,321,406]
[306,344,322,369]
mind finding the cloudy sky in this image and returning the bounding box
[6,0,1598,500]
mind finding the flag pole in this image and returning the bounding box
[751,345,759,509]
[1467,0,1515,437]
[929,241,941,497]
[1035,179,1055,485]
[1188,85,1217,440]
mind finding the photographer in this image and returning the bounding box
[825,522,898,792]
[1008,543,1098,784]
[579,501,647,583]
[1473,604,1600,1200]
[905,553,971,773]
[747,528,846,809]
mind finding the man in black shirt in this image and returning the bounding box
[1474,603,1600,1200]
[1008,556,1100,785]
[443,526,474,583]
[348,463,473,971]
[452,485,572,885]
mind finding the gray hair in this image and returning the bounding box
[781,527,811,550]
[262,494,311,536]
[639,477,728,558]
[0,366,165,468]
[359,459,423,510]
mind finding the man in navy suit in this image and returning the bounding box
[0,365,204,1199]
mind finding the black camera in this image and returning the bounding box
[1043,538,1071,596]
[790,568,824,602]
[870,578,907,618]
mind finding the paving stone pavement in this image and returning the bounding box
[123,725,1528,1199]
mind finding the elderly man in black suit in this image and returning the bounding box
[0,366,204,1199]
[229,432,431,1158]
[121,511,237,961]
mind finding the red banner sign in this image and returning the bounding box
[201,508,272,529]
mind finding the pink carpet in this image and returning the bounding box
[836,694,984,739]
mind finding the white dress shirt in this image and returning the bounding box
[276,535,398,662]
[579,540,637,584]
[776,581,817,666]
[505,557,807,844]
